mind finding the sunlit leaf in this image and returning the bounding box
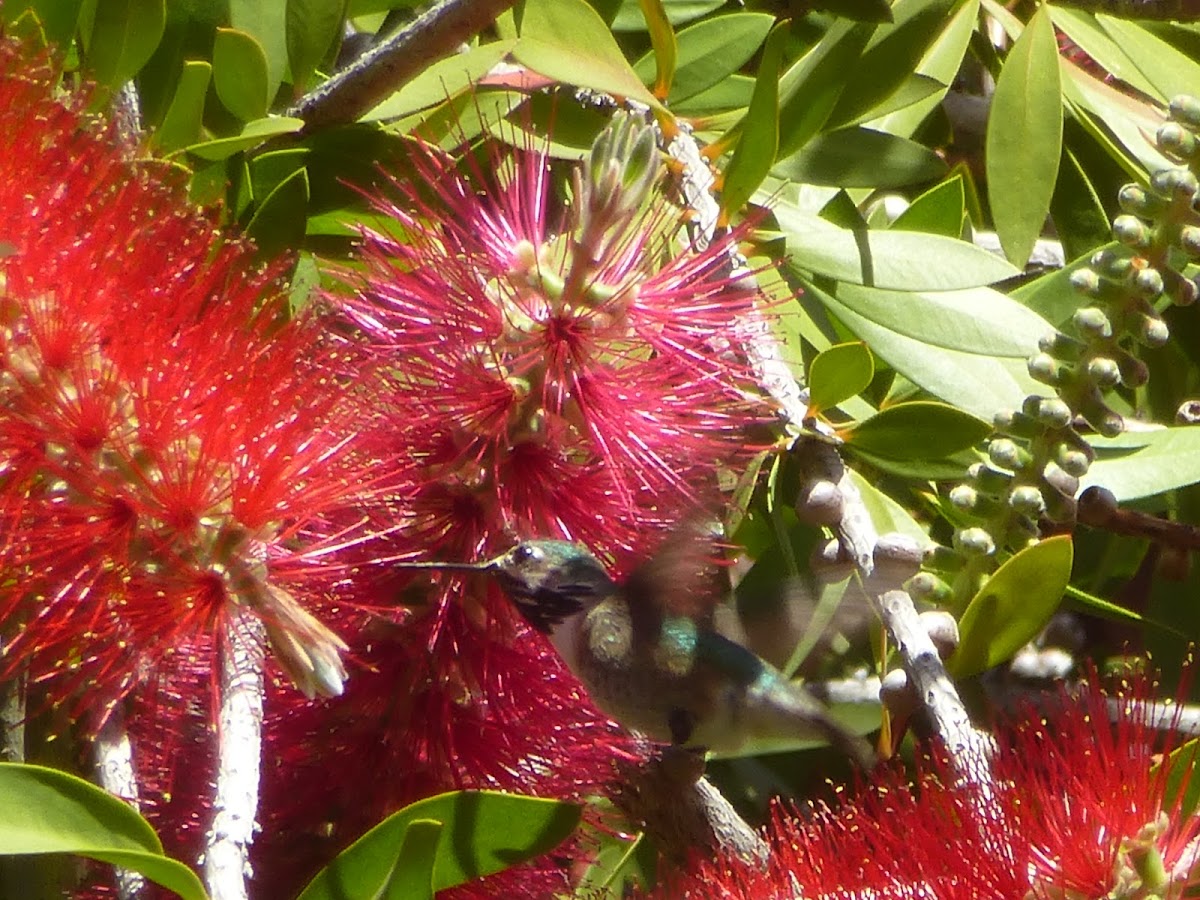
[213,27,271,121]
[950,536,1073,678]
[721,21,787,218]
[986,4,1062,268]
[842,401,991,459]
[808,342,874,414]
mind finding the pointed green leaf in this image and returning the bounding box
[287,0,346,94]
[826,0,961,129]
[84,0,165,90]
[1049,8,1160,100]
[1061,62,1171,177]
[0,764,207,900]
[808,342,874,414]
[815,0,893,23]
[1097,17,1200,106]
[986,4,1062,268]
[778,20,872,158]
[185,117,304,161]
[842,401,990,459]
[364,41,515,122]
[1082,427,1200,502]
[950,535,1074,678]
[382,820,442,900]
[1159,739,1200,824]
[848,468,930,543]
[1,0,84,45]
[772,126,945,189]
[214,27,271,122]
[774,201,1021,289]
[633,13,772,106]
[721,21,787,218]
[515,0,660,109]
[152,60,211,153]
[297,790,581,900]
[832,283,1054,357]
[637,0,676,98]
[807,281,1042,421]
[892,175,965,237]
[246,167,310,257]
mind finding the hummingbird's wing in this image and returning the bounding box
[621,525,727,633]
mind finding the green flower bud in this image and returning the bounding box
[969,462,1014,496]
[1116,351,1149,387]
[1113,214,1153,250]
[1169,95,1200,129]
[1118,184,1166,217]
[1180,225,1200,258]
[993,408,1042,439]
[1055,443,1091,477]
[949,483,978,510]
[1090,249,1131,278]
[1132,266,1164,300]
[1137,313,1169,347]
[1038,332,1085,361]
[954,526,996,558]
[1072,306,1112,339]
[1009,485,1046,515]
[1026,396,1073,429]
[1166,271,1198,306]
[908,571,951,603]
[988,437,1030,471]
[1157,121,1199,162]
[1028,353,1063,386]
[1086,356,1121,389]
[1150,167,1198,202]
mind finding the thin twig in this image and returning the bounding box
[288,0,518,130]
[203,614,265,900]
[94,710,146,899]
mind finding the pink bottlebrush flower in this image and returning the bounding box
[647,665,1200,899]
[0,36,370,719]
[256,113,774,895]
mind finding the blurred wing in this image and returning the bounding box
[622,524,728,628]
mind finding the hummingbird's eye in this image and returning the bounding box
[512,544,541,564]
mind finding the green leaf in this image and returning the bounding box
[297,790,581,900]
[185,116,305,161]
[0,764,207,900]
[986,4,1062,268]
[773,202,1021,289]
[213,27,271,121]
[151,60,211,153]
[1082,427,1200,502]
[84,0,165,91]
[673,73,754,115]
[231,0,288,100]
[778,20,872,158]
[831,284,1054,357]
[1159,739,1200,825]
[246,167,310,257]
[870,0,977,138]
[808,342,874,414]
[891,176,965,237]
[842,401,990,459]
[1097,17,1200,106]
[1060,61,1170,177]
[363,42,515,121]
[287,0,346,93]
[637,0,676,98]
[772,126,945,189]
[720,21,787,219]
[2,0,84,45]
[515,0,660,110]
[825,0,961,130]
[950,535,1073,678]
[815,0,893,23]
[808,281,1042,421]
[633,13,772,105]
[382,820,442,900]
[610,0,722,30]
[1049,8,1160,100]
[575,829,655,898]
[837,73,946,129]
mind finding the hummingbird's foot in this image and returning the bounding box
[659,743,707,786]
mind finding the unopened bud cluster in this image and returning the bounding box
[915,97,1200,609]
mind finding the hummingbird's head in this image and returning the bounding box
[490,540,615,634]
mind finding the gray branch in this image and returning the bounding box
[203,614,265,900]
[94,710,146,899]
[288,0,518,130]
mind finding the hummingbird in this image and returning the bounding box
[398,531,874,767]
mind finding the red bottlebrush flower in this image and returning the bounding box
[648,665,1200,899]
[256,113,773,895]
[995,665,1200,898]
[0,37,368,717]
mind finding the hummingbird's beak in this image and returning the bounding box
[392,559,497,573]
